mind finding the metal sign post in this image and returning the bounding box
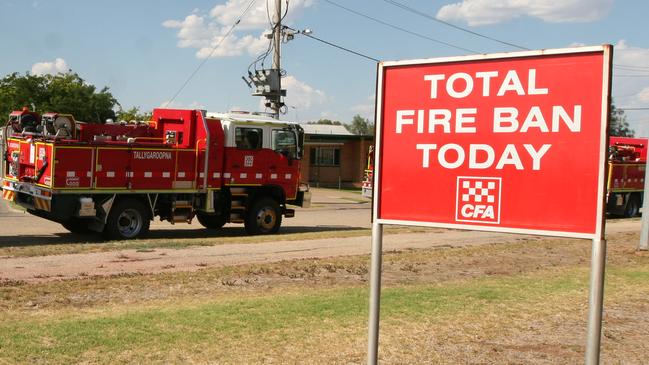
[367,222,383,365]
[585,238,607,364]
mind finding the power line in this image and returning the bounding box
[300,32,379,62]
[168,0,259,105]
[615,75,649,77]
[382,0,528,51]
[619,107,649,111]
[614,66,649,72]
[322,0,478,54]
[614,64,649,70]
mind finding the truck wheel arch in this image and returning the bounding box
[103,198,151,240]
[247,185,285,206]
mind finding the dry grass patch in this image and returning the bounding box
[1,231,648,363]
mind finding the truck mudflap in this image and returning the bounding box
[289,183,311,208]
[2,189,15,202]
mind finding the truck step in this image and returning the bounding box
[231,200,245,208]
[230,187,247,196]
[173,200,192,209]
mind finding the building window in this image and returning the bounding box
[310,146,340,166]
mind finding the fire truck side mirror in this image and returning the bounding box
[165,130,177,145]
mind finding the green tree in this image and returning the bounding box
[0,71,118,123]
[346,114,374,135]
[610,102,634,137]
[308,118,342,125]
[116,106,152,122]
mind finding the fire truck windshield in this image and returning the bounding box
[272,128,298,159]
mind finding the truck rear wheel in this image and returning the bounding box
[103,199,150,240]
[196,212,227,230]
[244,197,282,235]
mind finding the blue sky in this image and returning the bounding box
[1,0,649,135]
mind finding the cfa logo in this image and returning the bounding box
[455,176,501,224]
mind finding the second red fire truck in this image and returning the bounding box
[607,136,647,217]
[1,107,310,239]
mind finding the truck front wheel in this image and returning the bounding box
[103,199,150,240]
[244,197,282,235]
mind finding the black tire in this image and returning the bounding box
[196,212,227,230]
[103,199,150,240]
[61,218,93,234]
[624,194,640,218]
[244,197,282,235]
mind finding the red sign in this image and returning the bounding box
[374,46,612,238]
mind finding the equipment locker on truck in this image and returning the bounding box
[1,107,310,240]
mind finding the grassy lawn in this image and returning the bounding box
[1,235,649,363]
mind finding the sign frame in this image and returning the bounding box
[372,45,612,240]
[366,45,613,365]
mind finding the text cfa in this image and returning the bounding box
[394,69,582,171]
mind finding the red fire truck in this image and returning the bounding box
[607,136,647,217]
[1,107,310,239]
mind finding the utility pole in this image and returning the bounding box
[271,0,282,119]
[244,0,286,119]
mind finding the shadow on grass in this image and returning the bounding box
[0,225,367,248]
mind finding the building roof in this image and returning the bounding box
[301,124,354,136]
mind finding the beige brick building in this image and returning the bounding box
[300,124,373,188]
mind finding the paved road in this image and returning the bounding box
[0,188,372,246]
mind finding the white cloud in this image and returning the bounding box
[638,87,649,103]
[256,76,327,120]
[436,0,613,26]
[31,58,69,75]
[159,100,206,109]
[210,0,314,30]
[613,40,649,102]
[349,95,376,119]
[610,40,649,136]
[282,75,327,110]
[164,0,313,59]
[195,32,268,58]
[616,40,649,68]
[163,15,213,49]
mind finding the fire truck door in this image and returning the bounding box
[226,126,264,185]
[268,127,299,194]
